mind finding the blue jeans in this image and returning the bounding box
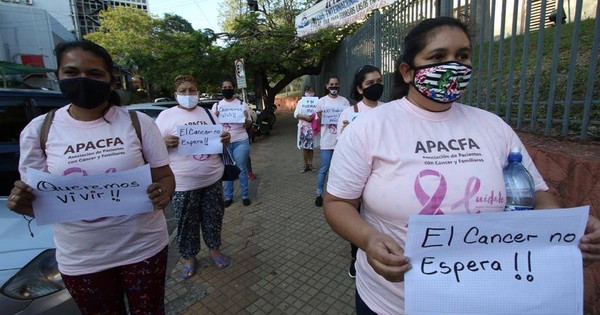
[224,139,250,200]
[316,149,333,195]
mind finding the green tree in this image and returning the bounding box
[85,6,226,96]
[219,0,357,108]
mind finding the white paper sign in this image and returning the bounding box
[28,164,154,225]
[347,112,360,123]
[299,97,318,115]
[177,125,223,156]
[404,207,589,315]
[218,104,245,123]
[321,105,346,124]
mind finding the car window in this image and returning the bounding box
[31,97,69,116]
[0,97,28,143]
[132,108,163,120]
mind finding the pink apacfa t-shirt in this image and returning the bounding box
[336,100,383,139]
[212,98,251,143]
[316,95,350,150]
[155,106,224,191]
[327,97,548,314]
[19,106,170,276]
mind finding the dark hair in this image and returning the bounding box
[324,74,340,95]
[221,75,235,88]
[54,41,117,119]
[54,40,115,80]
[390,17,471,100]
[350,65,381,101]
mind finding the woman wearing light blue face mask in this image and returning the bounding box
[155,75,233,278]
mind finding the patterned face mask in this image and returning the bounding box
[411,61,472,104]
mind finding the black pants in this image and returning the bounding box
[350,203,361,259]
[356,289,378,315]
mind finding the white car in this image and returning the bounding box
[0,197,81,314]
[126,104,168,120]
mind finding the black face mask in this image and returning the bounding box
[362,83,384,101]
[59,77,112,109]
[222,89,235,99]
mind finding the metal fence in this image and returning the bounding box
[305,0,600,140]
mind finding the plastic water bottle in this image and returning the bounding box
[503,147,536,211]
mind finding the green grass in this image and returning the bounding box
[467,18,599,139]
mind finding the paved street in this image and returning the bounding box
[164,110,356,314]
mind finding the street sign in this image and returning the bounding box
[234,59,247,89]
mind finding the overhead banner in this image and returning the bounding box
[295,0,395,37]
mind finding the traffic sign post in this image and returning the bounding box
[234,59,247,104]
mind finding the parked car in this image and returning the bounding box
[126,104,167,120]
[0,88,81,314]
[153,97,173,103]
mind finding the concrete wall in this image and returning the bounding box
[519,132,600,314]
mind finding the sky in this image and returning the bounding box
[148,0,223,32]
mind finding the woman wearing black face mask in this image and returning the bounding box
[211,77,253,207]
[337,65,384,138]
[7,40,175,314]
[334,65,384,279]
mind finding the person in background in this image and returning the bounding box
[315,75,350,207]
[212,76,253,207]
[336,65,384,279]
[155,75,232,278]
[7,40,175,314]
[294,85,317,173]
[247,156,257,180]
[323,17,600,314]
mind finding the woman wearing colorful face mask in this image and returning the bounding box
[294,85,317,173]
[334,65,384,279]
[314,75,350,207]
[7,40,175,314]
[155,75,232,278]
[211,76,253,207]
[321,17,600,314]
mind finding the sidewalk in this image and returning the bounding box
[164,110,356,314]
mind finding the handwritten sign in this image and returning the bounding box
[27,164,154,225]
[321,105,346,124]
[347,112,360,123]
[299,97,319,115]
[218,104,245,123]
[177,125,223,155]
[404,206,589,315]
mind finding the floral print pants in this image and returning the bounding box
[172,180,225,259]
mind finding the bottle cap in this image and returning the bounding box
[508,146,523,162]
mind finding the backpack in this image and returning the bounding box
[39,108,145,162]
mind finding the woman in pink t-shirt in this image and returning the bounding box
[337,64,384,280]
[323,17,600,314]
[211,77,253,207]
[156,75,232,279]
[7,41,175,315]
[314,75,350,207]
[294,86,317,173]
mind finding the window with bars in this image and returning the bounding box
[527,0,556,31]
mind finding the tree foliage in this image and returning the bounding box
[219,0,358,107]
[85,6,226,96]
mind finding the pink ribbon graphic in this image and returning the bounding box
[414,169,447,215]
[451,176,481,213]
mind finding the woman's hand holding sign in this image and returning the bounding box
[164,135,179,149]
[7,180,35,217]
[580,215,600,266]
[220,131,231,146]
[365,231,412,282]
